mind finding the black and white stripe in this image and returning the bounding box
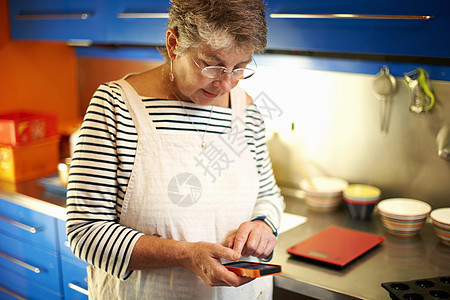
[66,82,284,280]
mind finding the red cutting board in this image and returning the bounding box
[287,226,385,268]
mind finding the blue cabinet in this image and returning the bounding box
[107,0,170,45]
[0,267,62,300]
[60,257,89,300]
[0,197,58,250]
[57,219,89,300]
[266,0,450,57]
[8,0,450,57]
[9,0,108,43]
[0,197,89,299]
[0,197,63,299]
[8,0,170,46]
[0,232,62,294]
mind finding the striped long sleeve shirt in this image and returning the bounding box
[66,82,285,280]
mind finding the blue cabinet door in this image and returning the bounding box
[0,232,62,294]
[107,0,170,45]
[0,267,62,300]
[61,257,89,300]
[9,0,108,43]
[266,0,450,57]
[57,219,90,299]
[0,197,58,252]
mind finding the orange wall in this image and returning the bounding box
[0,0,80,130]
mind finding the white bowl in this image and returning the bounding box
[377,198,431,218]
[300,176,349,196]
[430,208,450,225]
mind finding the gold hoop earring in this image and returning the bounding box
[169,59,174,82]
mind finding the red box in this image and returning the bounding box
[0,111,58,146]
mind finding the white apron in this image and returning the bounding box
[86,79,273,299]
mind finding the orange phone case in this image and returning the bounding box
[224,261,282,278]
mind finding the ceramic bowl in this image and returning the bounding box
[300,176,349,196]
[430,208,450,246]
[344,200,378,220]
[377,198,431,218]
[343,184,381,220]
[432,226,450,247]
[343,184,381,202]
[430,208,450,229]
[300,176,349,212]
[304,194,342,212]
[377,198,431,237]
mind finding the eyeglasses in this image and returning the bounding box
[189,52,255,80]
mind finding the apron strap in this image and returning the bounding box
[112,78,157,133]
[230,86,248,120]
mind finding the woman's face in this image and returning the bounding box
[172,45,253,106]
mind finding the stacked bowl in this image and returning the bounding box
[343,184,381,220]
[430,208,450,246]
[377,198,431,237]
[300,176,349,212]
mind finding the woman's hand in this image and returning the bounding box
[181,241,254,287]
[224,220,276,259]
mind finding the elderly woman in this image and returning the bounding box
[66,0,285,298]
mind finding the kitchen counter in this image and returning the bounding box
[0,179,449,299]
[0,178,66,219]
[274,195,450,300]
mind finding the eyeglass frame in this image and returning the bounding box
[188,51,256,80]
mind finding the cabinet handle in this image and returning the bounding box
[0,286,26,300]
[269,13,433,20]
[68,282,89,296]
[16,13,91,20]
[0,252,42,274]
[117,13,169,19]
[0,215,39,233]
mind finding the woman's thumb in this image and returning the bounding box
[220,246,240,261]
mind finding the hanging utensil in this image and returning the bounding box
[403,68,435,113]
[373,66,397,136]
[437,124,450,160]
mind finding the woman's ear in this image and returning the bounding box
[166,28,179,60]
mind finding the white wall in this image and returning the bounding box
[240,61,450,208]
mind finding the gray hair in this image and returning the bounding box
[161,0,267,59]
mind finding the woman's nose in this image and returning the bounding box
[213,73,235,92]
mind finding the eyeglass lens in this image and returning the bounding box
[201,67,254,80]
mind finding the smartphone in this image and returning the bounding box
[223,261,282,278]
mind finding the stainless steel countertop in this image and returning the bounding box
[273,196,450,300]
[1,180,449,299]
